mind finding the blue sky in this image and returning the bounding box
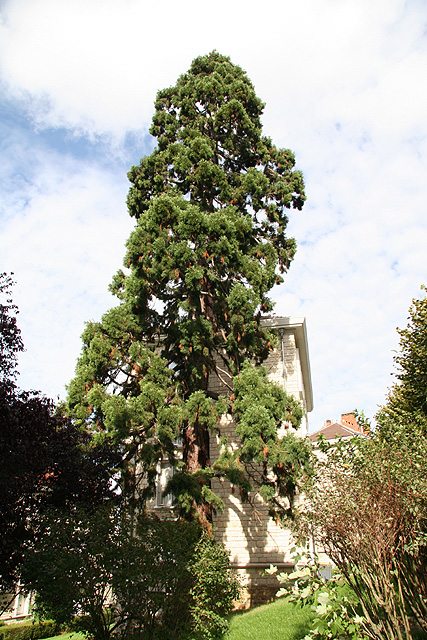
[1,0,426,429]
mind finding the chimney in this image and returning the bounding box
[341,412,361,433]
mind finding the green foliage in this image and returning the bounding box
[0,621,61,640]
[22,507,123,640]
[379,285,427,425]
[67,51,307,524]
[37,635,83,640]
[22,506,239,640]
[113,514,201,640]
[223,362,311,517]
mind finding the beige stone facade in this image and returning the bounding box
[211,317,313,606]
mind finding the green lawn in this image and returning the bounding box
[225,597,313,640]
[43,635,83,640]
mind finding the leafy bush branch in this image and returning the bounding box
[268,552,367,640]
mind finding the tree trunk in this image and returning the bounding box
[183,418,212,526]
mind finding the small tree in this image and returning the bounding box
[299,434,427,640]
[0,272,24,385]
[113,514,200,640]
[23,507,120,640]
[0,275,119,591]
[190,534,241,640]
[297,288,427,640]
[380,285,427,426]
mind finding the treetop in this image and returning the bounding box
[127,51,305,258]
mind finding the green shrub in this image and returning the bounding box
[22,507,240,640]
[190,534,241,640]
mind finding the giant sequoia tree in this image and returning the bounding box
[68,52,308,524]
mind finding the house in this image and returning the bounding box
[0,589,32,622]
[309,412,364,443]
[152,316,313,606]
[2,317,312,620]
[210,316,313,606]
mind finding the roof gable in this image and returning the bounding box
[309,422,362,442]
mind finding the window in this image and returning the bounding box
[155,462,174,508]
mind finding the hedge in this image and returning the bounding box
[0,620,61,640]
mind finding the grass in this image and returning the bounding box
[24,598,427,640]
[225,597,313,640]
[40,598,313,640]
[43,635,84,640]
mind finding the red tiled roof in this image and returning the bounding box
[309,423,362,442]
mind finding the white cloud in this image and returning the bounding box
[0,145,134,398]
[0,0,426,429]
[1,0,421,140]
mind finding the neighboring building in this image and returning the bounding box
[210,316,313,606]
[307,411,366,577]
[309,412,364,443]
[0,589,32,622]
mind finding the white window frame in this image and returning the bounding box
[155,461,174,508]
